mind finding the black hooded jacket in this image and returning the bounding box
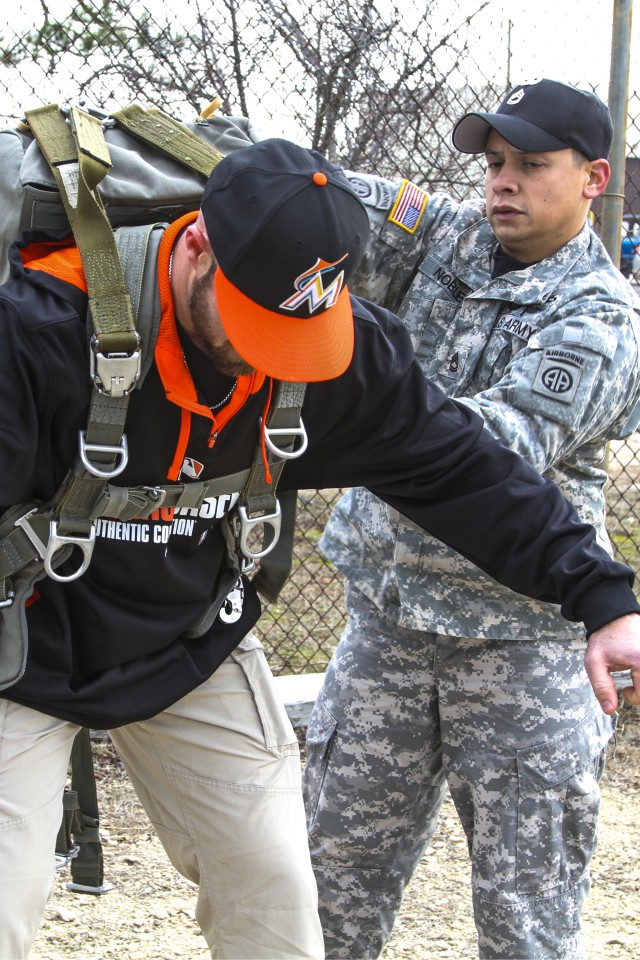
[1,229,637,728]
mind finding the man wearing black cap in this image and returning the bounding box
[0,129,639,959]
[306,79,640,959]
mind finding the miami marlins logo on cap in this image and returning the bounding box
[202,138,370,381]
[279,255,347,314]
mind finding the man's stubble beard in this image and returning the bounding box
[188,265,255,378]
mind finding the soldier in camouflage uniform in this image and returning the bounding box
[304,79,640,959]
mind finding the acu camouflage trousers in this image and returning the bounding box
[304,585,614,959]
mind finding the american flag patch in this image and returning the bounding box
[388,179,428,233]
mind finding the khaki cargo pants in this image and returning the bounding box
[0,634,323,959]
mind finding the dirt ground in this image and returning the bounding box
[28,705,640,960]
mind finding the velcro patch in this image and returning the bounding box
[532,348,585,404]
[388,179,428,233]
[495,314,539,342]
[346,174,396,210]
[439,349,467,381]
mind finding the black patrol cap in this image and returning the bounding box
[452,78,613,161]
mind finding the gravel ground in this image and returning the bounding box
[28,706,640,960]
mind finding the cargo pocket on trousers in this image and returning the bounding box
[515,706,613,896]
[230,633,299,760]
[304,697,338,826]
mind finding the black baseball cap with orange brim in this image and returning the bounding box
[201,138,370,383]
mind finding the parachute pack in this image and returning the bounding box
[0,99,262,282]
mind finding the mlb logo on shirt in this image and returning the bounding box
[388,179,428,234]
[181,457,205,479]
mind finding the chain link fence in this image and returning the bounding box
[0,0,638,673]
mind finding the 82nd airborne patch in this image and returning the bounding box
[533,347,585,404]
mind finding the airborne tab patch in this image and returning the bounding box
[388,179,428,233]
[346,174,396,210]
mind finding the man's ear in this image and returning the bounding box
[183,216,214,272]
[584,159,611,200]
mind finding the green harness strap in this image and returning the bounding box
[27,105,138,513]
[112,104,223,177]
[1,105,302,604]
[26,104,138,354]
[55,728,112,895]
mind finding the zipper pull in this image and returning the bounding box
[208,430,218,448]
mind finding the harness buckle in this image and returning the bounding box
[0,589,15,609]
[55,846,79,869]
[219,577,245,624]
[90,335,141,397]
[44,521,96,582]
[237,502,282,561]
[65,880,114,895]
[79,430,129,478]
[139,486,167,507]
[15,509,95,583]
[263,419,308,460]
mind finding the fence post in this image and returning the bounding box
[601,0,634,266]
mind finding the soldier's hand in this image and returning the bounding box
[584,613,640,714]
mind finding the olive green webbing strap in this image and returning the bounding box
[251,488,298,603]
[55,728,111,894]
[24,105,136,533]
[244,382,307,603]
[25,105,137,354]
[55,224,164,537]
[112,103,222,177]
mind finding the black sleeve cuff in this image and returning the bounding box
[571,578,640,637]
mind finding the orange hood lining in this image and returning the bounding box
[156,214,267,478]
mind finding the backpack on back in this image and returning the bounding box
[0,100,262,283]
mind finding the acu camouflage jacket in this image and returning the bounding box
[321,177,640,639]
